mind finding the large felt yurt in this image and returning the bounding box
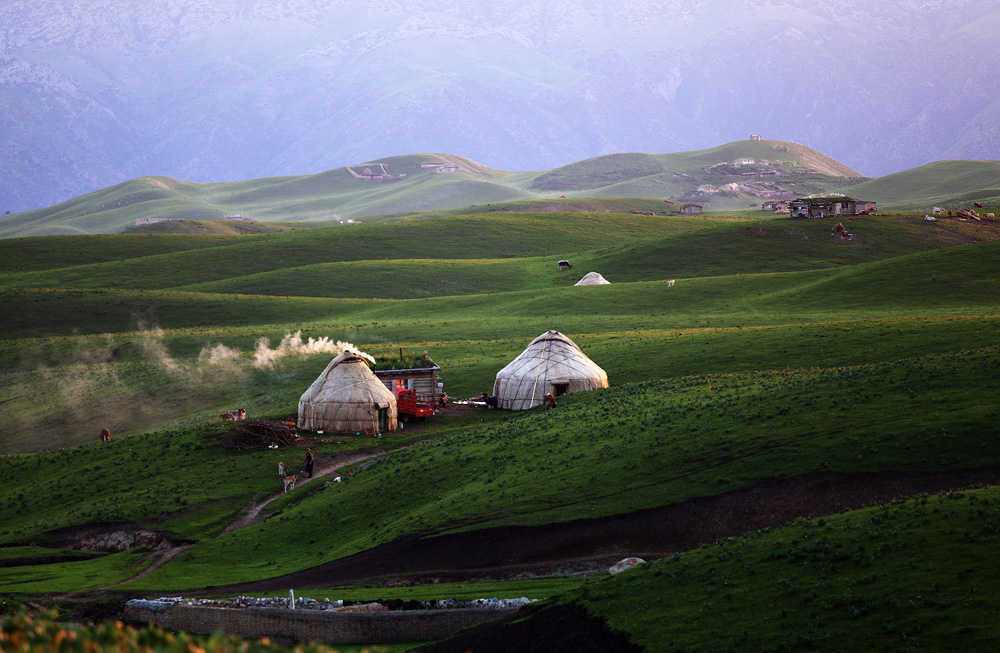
[493,331,609,410]
[298,351,397,433]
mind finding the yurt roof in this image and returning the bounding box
[496,331,607,382]
[300,351,396,407]
[575,271,610,285]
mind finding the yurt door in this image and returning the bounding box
[552,383,569,397]
[378,408,389,431]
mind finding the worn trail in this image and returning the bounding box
[100,448,393,590]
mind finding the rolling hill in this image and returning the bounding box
[0,141,864,238]
[4,138,998,240]
[1,200,999,650]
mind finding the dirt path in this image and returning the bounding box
[217,449,388,536]
[99,448,395,590]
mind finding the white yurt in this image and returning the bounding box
[493,331,609,410]
[575,272,610,285]
[298,351,397,433]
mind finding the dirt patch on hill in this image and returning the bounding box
[43,522,187,553]
[207,466,1000,595]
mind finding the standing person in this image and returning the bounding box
[304,448,314,478]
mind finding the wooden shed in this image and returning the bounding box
[373,354,444,406]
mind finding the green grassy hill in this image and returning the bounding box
[430,485,1000,652]
[5,141,999,239]
[837,160,1000,210]
[2,201,999,649]
[0,141,862,238]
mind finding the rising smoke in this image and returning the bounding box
[252,331,375,368]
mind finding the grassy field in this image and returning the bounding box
[1,201,999,649]
[431,486,1000,651]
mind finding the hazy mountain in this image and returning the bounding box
[3,0,1000,212]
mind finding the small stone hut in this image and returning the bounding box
[493,331,609,410]
[298,351,397,433]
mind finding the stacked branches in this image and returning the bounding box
[227,419,298,450]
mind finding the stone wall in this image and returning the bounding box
[124,603,513,645]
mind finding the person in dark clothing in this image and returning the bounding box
[304,448,314,478]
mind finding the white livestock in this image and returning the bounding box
[932,207,943,214]
[987,213,995,219]
[666,279,676,287]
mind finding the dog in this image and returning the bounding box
[278,462,297,493]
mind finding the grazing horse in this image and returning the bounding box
[99,428,112,442]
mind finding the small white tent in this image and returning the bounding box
[493,331,609,410]
[575,272,610,285]
[298,352,397,433]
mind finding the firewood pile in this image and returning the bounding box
[226,419,299,450]
[956,209,980,220]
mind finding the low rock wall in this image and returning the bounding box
[124,602,513,645]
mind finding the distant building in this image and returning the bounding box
[733,157,756,167]
[223,214,246,221]
[762,201,790,212]
[789,197,877,218]
[680,204,703,214]
[696,184,719,194]
[434,165,460,174]
[749,134,762,141]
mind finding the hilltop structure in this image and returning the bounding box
[493,331,609,410]
[298,352,397,433]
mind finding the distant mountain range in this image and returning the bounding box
[4,139,1000,239]
[3,0,1000,213]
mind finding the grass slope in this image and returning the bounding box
[432,486,1000,652]
[1,346,998,592]
[838,160,1000,210]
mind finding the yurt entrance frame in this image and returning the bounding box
[552,382,569,397]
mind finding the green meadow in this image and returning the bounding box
[2,200,1000,649]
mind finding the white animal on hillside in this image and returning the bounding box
[988,213,995,219]
[932,207,943,213]
[924,216,937,221]
[667,279,675,287]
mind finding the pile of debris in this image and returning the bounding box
[226,419,299,450]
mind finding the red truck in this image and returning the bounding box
[394,389,435,422]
